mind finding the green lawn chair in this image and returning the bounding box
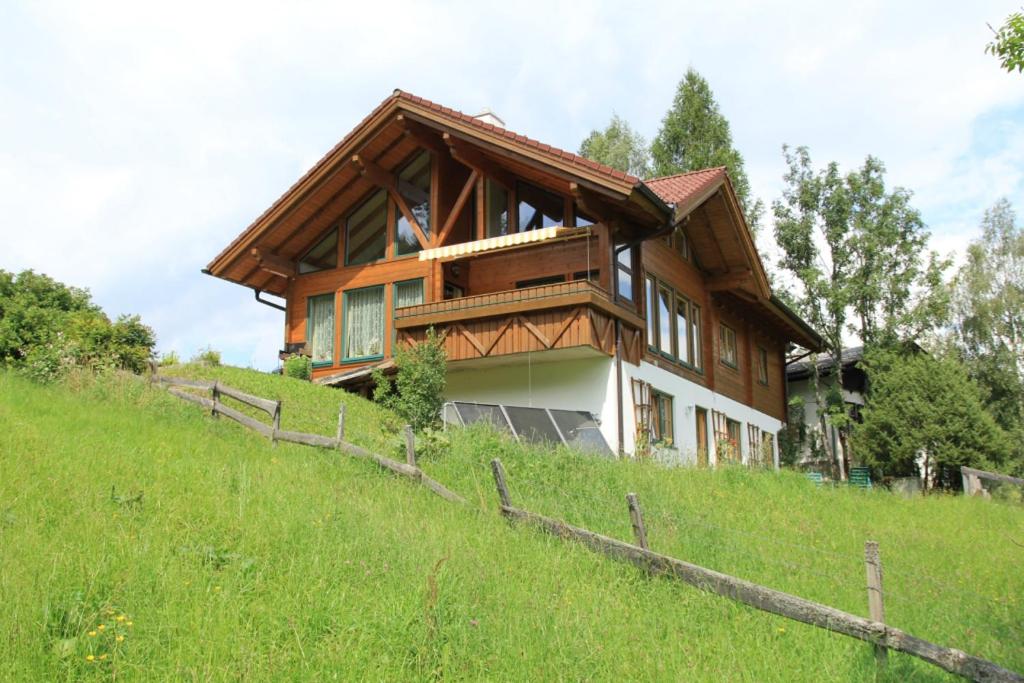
[849,466,872,489]
[806,472,824,486]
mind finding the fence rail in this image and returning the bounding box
[490,459,1022,683]
[962,466,1024,498]
[152,372,463,504]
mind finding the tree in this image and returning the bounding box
[650,68,759,224]
[578,114,651,178]
[854,349,1014,488]
[0,269,155,381]
[987,9,1024,74]
[950,199,1024,440]
[372,327,447,431]
[772,147,949,477]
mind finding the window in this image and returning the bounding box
[757,346,769,385]
[342,285,385,361]
[517,181,564,231]
[394,279,424,310]
[515,275,565,289]
[748,424,774,468]
[298,229,337,274]
[306,293,335,367]
[574,206,595,228]
[727,419,742,458]
[675,296,690,365]
[652,391,674,445]
[645,276,657,349]
[720,324,738,368]
[695,406,709,467]
[346,189,387,266]
[615,247,634,301]
[762,432,776,467]
[443,282,464,300]
[657,285,673,356]
[395,152,431,256]
[672,226,690,261]
[691,304,703,371]
[485,179,509,238]
[712,410,741,462]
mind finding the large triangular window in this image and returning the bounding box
[298,229,338,274]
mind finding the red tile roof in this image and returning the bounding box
[644,167,727,205]
[394,90,640,185]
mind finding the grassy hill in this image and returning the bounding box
[1,366,1021,681]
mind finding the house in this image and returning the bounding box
[204,90,822,465]
[785,346,867,477]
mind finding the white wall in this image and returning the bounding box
[444,350,784,467]
[622,361,783,467]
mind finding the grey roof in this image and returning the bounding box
[786,346,864,380]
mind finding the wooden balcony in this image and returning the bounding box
[394,280,645,365]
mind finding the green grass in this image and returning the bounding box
[1,366,1021,681]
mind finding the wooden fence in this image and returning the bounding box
[152,373,463,504]
[490,459,1022,683]
[961,466,1024,499]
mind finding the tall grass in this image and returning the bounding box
[0,367,1020,681]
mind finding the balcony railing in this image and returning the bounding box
[395,280,616,322]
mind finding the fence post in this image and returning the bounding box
[147,360,158,385]
[865,540,887,667]
[404,425,416,468]
[626,493,649,550]
[490,458,512,508]
[211,381,220,417]
[336,404,346,448]
[271,401,282,446]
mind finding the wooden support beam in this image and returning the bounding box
[443,133,515,189]
[396,114,449,157]
[436,169,479,246]
[706,270,754,292]
[250,248,296,279]
[626,492,649,550]
[570,182,621,231]
[352,154,431,250]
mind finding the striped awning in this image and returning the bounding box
[418,226,590,261]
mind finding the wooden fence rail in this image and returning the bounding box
[961,466,1024,498]
[490,459,1022,683]
[152,373,463,504]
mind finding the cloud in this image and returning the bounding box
[0,0,1021,369]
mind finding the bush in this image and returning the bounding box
[0,269,155,382]
[372,327,446,431]
[159,350,180,367]
[190,346,221,366]
[283,354,312,380]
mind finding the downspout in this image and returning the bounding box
[615,320,624,456]
[254,289,286,312]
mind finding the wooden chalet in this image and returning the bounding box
[205,90,821,462]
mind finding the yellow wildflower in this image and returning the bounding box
[116,615,126,622]
[213,586,221,592]
[116,635,125,643]
[126,621,133,627]
[98,624,105,631]
[88,631,97,637]
[99,654,108,661]
[86,655,95,662]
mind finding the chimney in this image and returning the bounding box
[472,108,505,128]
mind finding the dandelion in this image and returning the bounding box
[126,621,133,627]
[116,635,125,643]
[86,655,95,662]
[88,631,97,637]
[98,624,106,631]
[777,627,786,634]
[99,654,108,661]
[116,615,126,622]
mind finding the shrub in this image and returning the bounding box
[190,346,221,366]
[159,350,180,367]
[0,269,155,382]
[372,327,446,431]
[283,354,312,380]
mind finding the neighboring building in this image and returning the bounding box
[205,90,822,465]
[785,346,867,475]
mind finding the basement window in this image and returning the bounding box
[298,228,338,274]
[652,391,674,445]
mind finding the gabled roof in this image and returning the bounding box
[787,346,865,381]
[645,167,728,212]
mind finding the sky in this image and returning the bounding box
[1,0,1021,369]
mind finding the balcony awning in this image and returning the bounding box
[418,226,590,261]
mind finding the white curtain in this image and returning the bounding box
[309,295,335,364]
[345,287,385,359]
[394,280,424,310]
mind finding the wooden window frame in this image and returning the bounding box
[297,227,339,275]
[719,323,738,369]
[392,278,425,310]
[393,150,433,259]
[644,273,704,374]
[656,283,675,359]
[306,292,336,368]
[691,303,704,371]
[757,346,769,385]
[651,390,674,446]
[645,275,657,350]
[615,246,636,303]
[344,188,389,267]
[340,284,386,364]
